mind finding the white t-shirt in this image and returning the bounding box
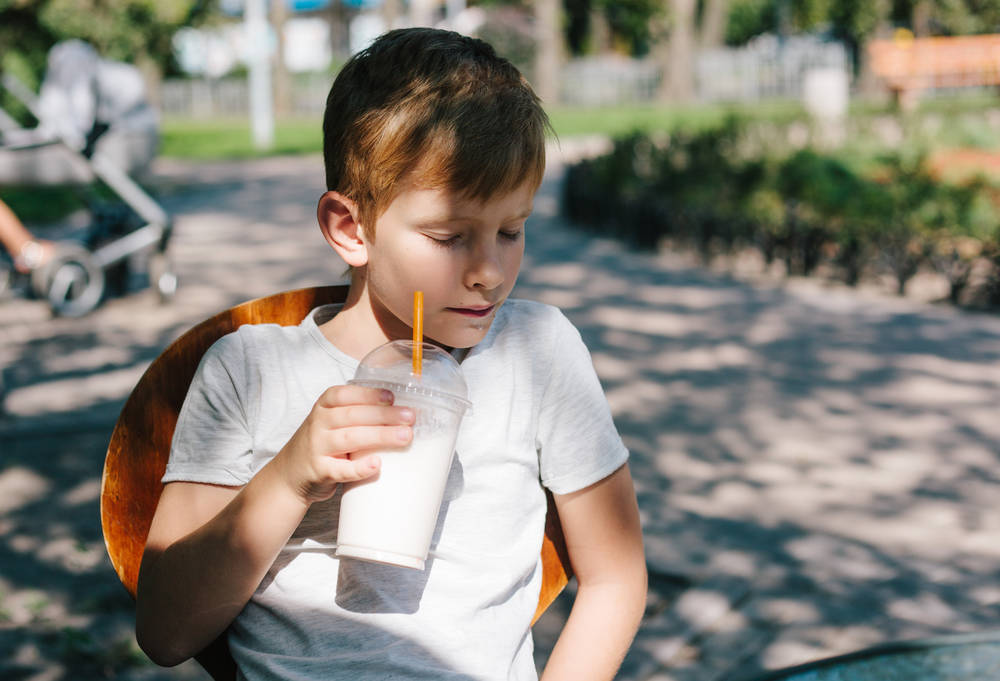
[165,299,629,680]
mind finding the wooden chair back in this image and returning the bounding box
[100,285,572,681]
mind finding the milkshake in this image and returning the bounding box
[336,339,470,570]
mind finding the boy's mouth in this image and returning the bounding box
[447,304,496,318]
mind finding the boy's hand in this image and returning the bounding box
[273,385,414,505]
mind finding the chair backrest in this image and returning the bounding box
[101,285,572,681]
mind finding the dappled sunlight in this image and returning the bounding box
[61,478,102,507]
[865,374,996,405]
[753,597,823,625]
[35,536,105,574]
[3,156,1000,680]
[0,157,336,681]
[518,167,1000,677]
[887,592,964,629]
[1,156,344,428]
[5,364,146,417]
[702,549,758,578]
[591,305,715,337]
[0,467,51,514]
[783,536,899,582]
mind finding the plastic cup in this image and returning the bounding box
[336,339,471,570]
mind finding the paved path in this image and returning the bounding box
[2,148,1000,680]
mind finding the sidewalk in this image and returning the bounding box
[2,147,1000,680]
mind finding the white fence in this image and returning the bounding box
[160,34,851,116]
[558,55,661,106]
[696,34,850,102]
[160,71,333,117]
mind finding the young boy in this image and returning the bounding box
[136,28,646,680]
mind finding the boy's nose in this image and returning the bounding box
[464,243,505,290]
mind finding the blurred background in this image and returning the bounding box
[3,0,1000,303]
[2,1,1000,680]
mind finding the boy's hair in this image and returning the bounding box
[323,28,551,236]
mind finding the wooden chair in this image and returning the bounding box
[100,285,573,680]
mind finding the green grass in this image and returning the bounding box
[158,92,1000,159]
[161,116,324,159]
[547,99,809,138]
[159,101,812,159]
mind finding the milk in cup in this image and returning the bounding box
[336,340,470,570]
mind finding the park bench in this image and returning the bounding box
[868,34,1000,109]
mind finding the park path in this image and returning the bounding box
[1,145,999,680]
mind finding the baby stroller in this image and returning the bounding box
[0,40,175,317]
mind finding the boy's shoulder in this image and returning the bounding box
[487,298,578,351]
[496,297,570,329]
[202,316,315,366]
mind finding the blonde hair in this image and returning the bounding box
[323,28,551,236]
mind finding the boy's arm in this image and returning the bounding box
[136,465,308,667]
[136,384,413,667]
[540,463,647,681]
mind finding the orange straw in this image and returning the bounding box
[412,290,423,375]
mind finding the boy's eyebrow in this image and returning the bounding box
[415,205,535,227]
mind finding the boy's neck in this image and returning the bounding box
[319,277,391,360]
[319,277,469,360]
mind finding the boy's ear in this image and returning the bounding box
[317,191,368,267]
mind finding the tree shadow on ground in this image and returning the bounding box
[518,170,1000,679]
[0,157,336,681]
[3,158,1000,679]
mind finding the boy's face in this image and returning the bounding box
[362,179,536,349]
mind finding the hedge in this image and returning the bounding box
[562,120,1000,307]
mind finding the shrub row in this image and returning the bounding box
[562,120,1000,306]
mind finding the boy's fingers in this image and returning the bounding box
[322,404,415,429]
[320,454,381,482]
[328,424,412,454]
[317,385,394,408]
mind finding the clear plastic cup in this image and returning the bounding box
[336,340,471,569]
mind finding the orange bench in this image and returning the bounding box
[868,34,1000,108]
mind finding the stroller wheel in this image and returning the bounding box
[149,252,177,303]
[33,244,106,317]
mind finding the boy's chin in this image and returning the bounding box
[427,323,493,351]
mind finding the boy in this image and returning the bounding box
[136,28,646,680]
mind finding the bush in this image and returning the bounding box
[562,124,1000,307]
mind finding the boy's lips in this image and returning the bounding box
[446,303,496,318]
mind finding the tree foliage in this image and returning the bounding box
[0,0,215,88]
[725,0,1000,48]
[561,0,661,56]
[596,0,661,55]
[913,0,999,35]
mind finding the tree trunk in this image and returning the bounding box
[590,7,613,54]
[912,0,932,37]
[658,0,696,102]
[534,0,562,106]
[854,0,893,96]
[410,0,436,27]
[381,0,402,32]
[699,0,728,48]
[327,1,351,59]
[271,0,291,117]
[136,53,162,112]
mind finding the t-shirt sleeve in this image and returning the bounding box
[536,310,629,495]
[162,332,256,486]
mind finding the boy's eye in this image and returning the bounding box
[499,229,523,242]
[427,233,461,248]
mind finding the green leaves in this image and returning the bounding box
[0,0,215,85]
[563,123,1000,303]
